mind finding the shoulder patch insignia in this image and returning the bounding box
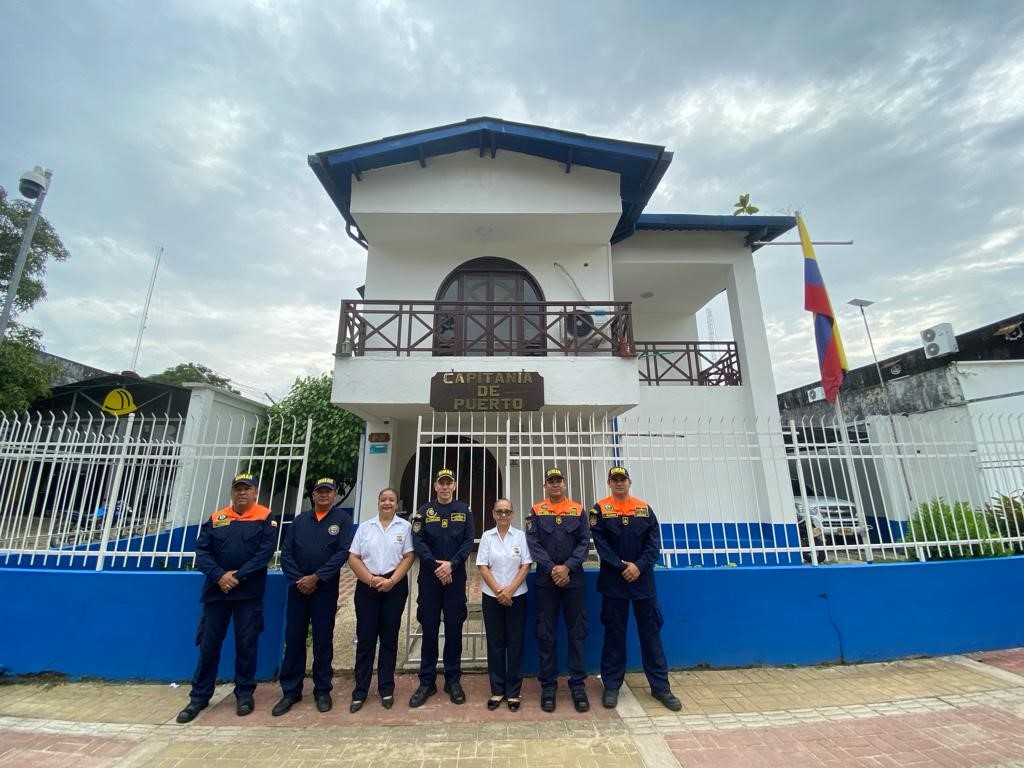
[589,511,597,526]
[271,520,278,527]
[526,518,533,532]
[328,524,340,535]
[635,507,649,517]
[604,504,614,511]
[541,503,548,511]
[413,521,422,533]
[217,513,228,520]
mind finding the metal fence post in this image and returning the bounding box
[96,413,136,571]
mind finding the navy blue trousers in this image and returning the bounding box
[599,596,670,693]
[534,585,587,690]
[188,599,263,704]
[279,580,340,697]
[353,577,409,700]
[481,593,527,697]
[417,575,467,686]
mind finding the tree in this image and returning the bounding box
[1,184,71,412]
[732,193,760,216]
[0,326,60,412]
[256,374,364,502]
[1,185,71,316]
[147,362,239,394]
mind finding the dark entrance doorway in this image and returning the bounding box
[399,436,502,537]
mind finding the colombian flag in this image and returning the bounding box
[799,212,848,403]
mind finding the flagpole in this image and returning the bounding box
[833,392,874,564]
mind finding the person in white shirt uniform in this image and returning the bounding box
[346,488,416,713]
[477,498,533,711]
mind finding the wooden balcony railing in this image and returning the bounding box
[636,341,741,386]
[337,300,636,357]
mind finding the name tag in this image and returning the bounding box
[451,512,466,522]
[635,507,649,517]
[511,546,521,556]
[395,533,405,543]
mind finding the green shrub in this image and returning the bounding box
[901,497,1009,560]
[985,493,1024,554]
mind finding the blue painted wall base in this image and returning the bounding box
[0,569,287,681]
[1,557,1022,680]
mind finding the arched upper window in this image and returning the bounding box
[434,258,546,356]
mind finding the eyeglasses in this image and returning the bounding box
[494,509,513,516]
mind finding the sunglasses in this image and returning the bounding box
[494,509,514,516]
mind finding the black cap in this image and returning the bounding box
[607,466,630,480]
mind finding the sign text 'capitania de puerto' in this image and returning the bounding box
[430,371,544,412]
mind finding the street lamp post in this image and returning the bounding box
[848,297,914,520]
[0,166,53,343]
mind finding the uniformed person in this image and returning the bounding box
[176,473,277,724]
[590,466,681,711]
[347,487,415,712]
[271,478,354,716]
[409,468,475,707]
[526,467,590,713]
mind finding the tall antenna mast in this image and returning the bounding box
[130,245,164,372]
[705,307,717,342]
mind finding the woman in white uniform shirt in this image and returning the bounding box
[347,488,415,712]
[477,498,532,711]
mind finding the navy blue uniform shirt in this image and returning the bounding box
[411,499,474,578]
[526,497,590,589]
[589,495,661,599]
[194,503,278,603]
[280,504,354,585]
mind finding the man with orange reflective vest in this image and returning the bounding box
[526,467,590,713]
[176,473,278,724]
[271,477,354,716]
[589,466,681,712]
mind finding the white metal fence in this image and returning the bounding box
[408,409,1024,568]
[0,410,311,570]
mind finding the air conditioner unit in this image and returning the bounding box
[806,386,826,403]
[920,322,958,359]
[565,310,600,349]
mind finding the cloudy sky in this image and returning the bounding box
[3,0,1023,401]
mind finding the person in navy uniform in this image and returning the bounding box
[271,477,354,716]
[177,472,278,724]
[590,466,681,712]
[408,468,474,707]
[526,467,591,713]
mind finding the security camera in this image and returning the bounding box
[19,166,48,200]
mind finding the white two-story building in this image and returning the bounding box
[310,117,797,561]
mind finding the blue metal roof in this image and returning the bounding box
[633,214,796,251]
[309,117,672,248]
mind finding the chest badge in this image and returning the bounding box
[328,524,340,536]
[555,517,563,525]
[441,519,448,528]
[622,517,630,525]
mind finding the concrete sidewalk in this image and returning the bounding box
[1,649,1023,767]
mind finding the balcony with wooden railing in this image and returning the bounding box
[336,300,636,358]
[336,300,741,386]
[635,341,741,386]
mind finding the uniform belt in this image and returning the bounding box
[372,569,398,579]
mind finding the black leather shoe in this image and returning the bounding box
[443,680,466,705]
[175,701,207,724]
[349,699,364,713]
[271,695,300,717]
[602,688,619,708]
[571,688,590,713]
[315,693,332,713]
[540,687,556,712]
[408,683,437,708]
[236,696,255,716]
[381,695,394,709]
[653,690,682,711]
[487,695,504,711]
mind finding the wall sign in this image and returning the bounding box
[430,371,544,412]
